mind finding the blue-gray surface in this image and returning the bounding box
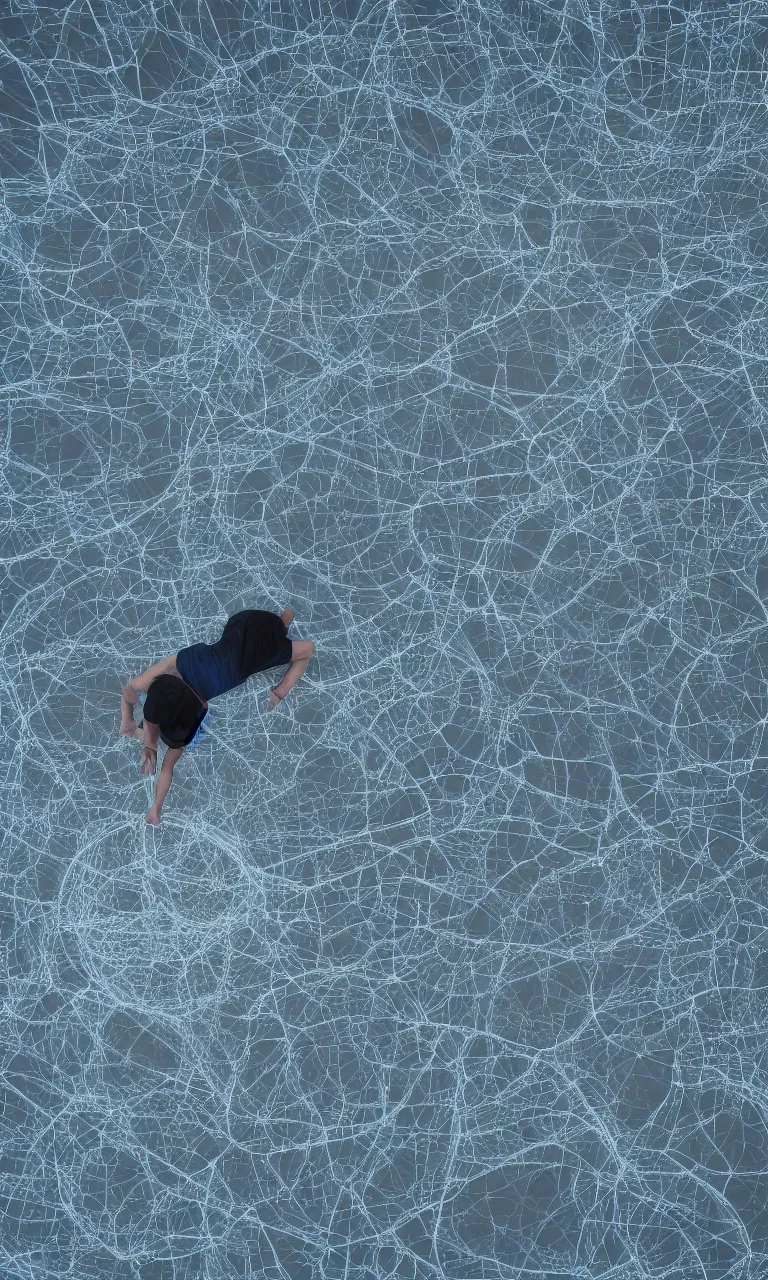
[2,1,768,1278]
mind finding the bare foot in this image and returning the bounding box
[281,607,295,628]
[146,809,160,825]
[268,688,284,710]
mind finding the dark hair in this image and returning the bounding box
[144,674,203,748]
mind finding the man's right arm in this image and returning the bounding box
[120,683,139,733]
[120,656,177,734]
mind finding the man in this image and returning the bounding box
[119,607,315,823]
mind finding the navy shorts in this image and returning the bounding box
[248,635,293,673]
[223,610,293,679]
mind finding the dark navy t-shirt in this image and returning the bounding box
[175,636,244,702]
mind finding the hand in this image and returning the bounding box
[140,747,157,776]
[145,807,160,826]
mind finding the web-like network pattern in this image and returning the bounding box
[2,1,768,1277]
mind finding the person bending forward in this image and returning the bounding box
[119,607,314,824]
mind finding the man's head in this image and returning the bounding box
[143,675,201,747]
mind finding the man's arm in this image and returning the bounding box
[120,655,177,734]
[146,747,183,824]
[139,721,160,775]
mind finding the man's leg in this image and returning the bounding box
[269,640,315,708]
